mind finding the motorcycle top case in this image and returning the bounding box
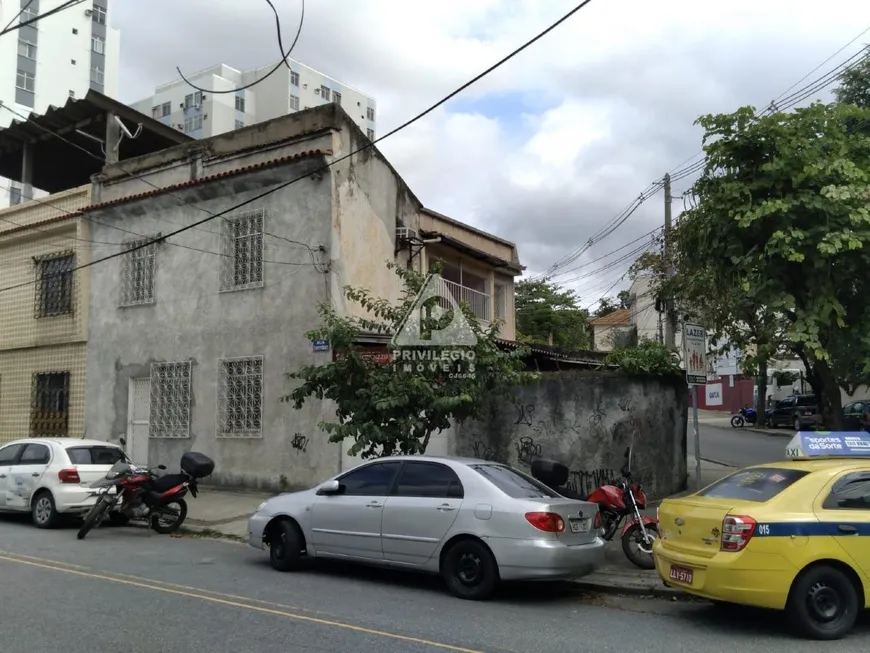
[180,451,215,479]
[531,458,569,488]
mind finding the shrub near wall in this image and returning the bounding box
[450,371,688,499]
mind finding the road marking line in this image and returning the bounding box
[0,554,482,653]
[0,550,334,617]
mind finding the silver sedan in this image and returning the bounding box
[247,455,606,600]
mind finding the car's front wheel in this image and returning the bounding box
[786,565,858,640]
[268,519,305,571]
[441,538,499,600]
[31,491,59,529]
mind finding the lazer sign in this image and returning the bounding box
[785,431,870,459]
[682,324,707,386]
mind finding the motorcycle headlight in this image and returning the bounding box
[256,501,268,513]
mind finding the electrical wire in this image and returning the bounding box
[3,0,35,33]
[177,0,304,94]
[0,0,86,36]
[548,227,662,281]
[0,0,596,296]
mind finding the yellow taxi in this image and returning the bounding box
[654,431,870,641]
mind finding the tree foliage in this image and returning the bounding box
[594,290,631,318]
[672,100,870,426]
[283,262,538,458]
[515,277,590,350]
[605,339,682,376]
[834,48,870,110]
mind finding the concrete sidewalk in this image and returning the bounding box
[696,409,792,438]
[178,456,735,599]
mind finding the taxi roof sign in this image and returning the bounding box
[786,431,870,460]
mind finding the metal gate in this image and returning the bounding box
[126,378,151,465]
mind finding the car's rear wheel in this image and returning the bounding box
[786,565,858,640]
[442,538,499,600]
[31,491,59,529]
[268,519,305,571]
[794,417,802,431]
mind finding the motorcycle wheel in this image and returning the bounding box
[621,522,658,570]
[730,415,744,428]
[77,498,110,540]
[150,498,188,534]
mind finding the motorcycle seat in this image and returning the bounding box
[150,474,187,493]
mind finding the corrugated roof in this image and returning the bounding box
[84,149,331,213]
[589,308,631,326]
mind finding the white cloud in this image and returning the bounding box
[112,0,868,307]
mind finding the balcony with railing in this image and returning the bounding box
[436,277,491,322]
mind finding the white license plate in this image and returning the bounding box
[569,518,590,534]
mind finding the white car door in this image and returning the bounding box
[381,461,464,566]
[7,442,51,510]
[310,461,402,560]
[0,443,26,509]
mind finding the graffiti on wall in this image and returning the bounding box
[291,432,309,453]
[566,468,616,497]
[472,440,496,461]
[515,436,542,466]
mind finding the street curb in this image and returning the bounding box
[704,423,793,438]
[572,578,692,601]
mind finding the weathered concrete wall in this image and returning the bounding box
[449,371,688,500]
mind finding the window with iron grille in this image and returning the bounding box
[91,66,104,85]
[92,5,106,24]
[18,39,36,59]
[320,85,330,100]
[120,238,156,306]
[332,90,342,105]
[366,128,375,140]
[31,372,70,437]
[235,95,245,112]
[21,5,37,23]
[289,94,299,110]
[366,107,375,121]
[35,252,75,318]
[220,209,264,291]
[149,361,192,438]
[16,69,34,92]
[217,357,263,438]
[290,70,299,86]
[161,102,171,117]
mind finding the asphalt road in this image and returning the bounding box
[690,424,790,468]
[2,516,869,652]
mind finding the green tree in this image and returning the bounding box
[515,277,590,349]
[283,262,537,458]
[673,100,870,427]
[594,290,630,318]
[834,47,870,109]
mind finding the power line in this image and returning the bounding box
[3,0,36,33]
[178,0,305,94]
[0,0,596,296]
[0,0,86,36]
[547,226,661,280]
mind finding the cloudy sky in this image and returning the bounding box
[113,0,865,308]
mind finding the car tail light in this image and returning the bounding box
[525,512,565,533]
[58,468,80,483]
[804,410,812,416]
[593,512,602,529]
[720,515,757,552]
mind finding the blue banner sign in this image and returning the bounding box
[312,338,330,352]
[786,431,870,459]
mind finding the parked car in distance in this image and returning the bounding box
[247,455,605,600]
[842,400,870,431]
[766,394,820,430]
[0,438,128,528]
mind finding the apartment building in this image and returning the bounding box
[81,103,520,490]
[0,0,120,206]
[130,59,376,140]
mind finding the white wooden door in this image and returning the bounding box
[127,378,151,466]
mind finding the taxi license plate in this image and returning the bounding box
[568,518,590,534]
[669,565,693,585]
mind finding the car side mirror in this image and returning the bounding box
[316,479,341,496]
[157,464,166,470]
[119,437,126,446]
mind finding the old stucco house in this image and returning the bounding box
[81,103,523,490]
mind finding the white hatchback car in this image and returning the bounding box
[0,438,129,528]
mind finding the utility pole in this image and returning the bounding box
[662,173,678,350]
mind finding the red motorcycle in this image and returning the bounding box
[531,447,658,569]
[77,451,215,540]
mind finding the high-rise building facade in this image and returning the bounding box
[0,0,120,205]
[131,59,376,141]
